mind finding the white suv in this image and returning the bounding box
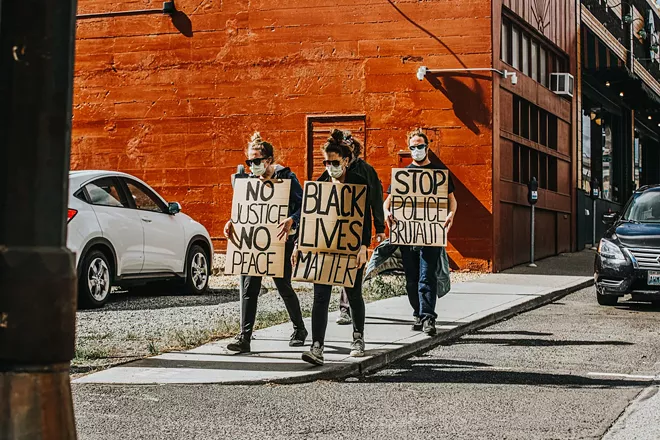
[67,170,213,308]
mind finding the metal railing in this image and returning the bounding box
[582,0,626,43]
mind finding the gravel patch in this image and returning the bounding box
[73,254,483,377]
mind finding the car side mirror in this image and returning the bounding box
[602,211,618,226]
[168,202,182,215]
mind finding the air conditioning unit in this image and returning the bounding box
[550,73,574,98]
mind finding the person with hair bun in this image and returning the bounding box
[293,129,371,366]
[318,130,386,327]
[223,132,308,353]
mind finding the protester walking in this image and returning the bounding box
[294,130,371,366]
[318,132,386,326]
[383,129,457,336]
[224,132,308,353]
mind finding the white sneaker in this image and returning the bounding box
[336,311,352,325]
[302,341,324,366]
[350,332,365,357]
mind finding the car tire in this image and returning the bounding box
[596,289,618,306]
[185,244,210,295]
[79,249,113,308]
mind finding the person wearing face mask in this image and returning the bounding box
[293,129,371,366]
[318,131,386,326]
[383,129,457,336]
[223,132,308,353]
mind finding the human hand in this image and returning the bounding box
[277,217,294,241]
[355,246,368,269]
[375,233,386,243]
[223,220,234,238]
[291,247,299,267]
[443,212,454,234]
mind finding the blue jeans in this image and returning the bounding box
[400,246,440,321]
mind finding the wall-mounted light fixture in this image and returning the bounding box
[77,1,175,19]
[416,66,518,85]
[623,14,644,25]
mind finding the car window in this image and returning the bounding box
[85,178,127,208]
[623,191,660,223]
[125,180,165,213]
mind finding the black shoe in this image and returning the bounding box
[227,334,251,353]
[412,316,423,331]
[289,328,308,347]
[423,319,437,336]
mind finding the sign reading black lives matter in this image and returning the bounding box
[390,168,449,247]
[293,181,367,287]
[225,179,291,278]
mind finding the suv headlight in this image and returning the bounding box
[598,239,625,261]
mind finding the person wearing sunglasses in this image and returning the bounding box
[383,128,457,336]
[317,131,386,327]
[223,132,308,353]
[294,129,371,366]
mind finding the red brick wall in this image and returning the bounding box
[73,0,495,271]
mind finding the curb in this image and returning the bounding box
[206,278,595,386]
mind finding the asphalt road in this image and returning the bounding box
[72,284,660,440]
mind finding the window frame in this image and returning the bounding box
[83,177,131,209]
[120,177,168,214]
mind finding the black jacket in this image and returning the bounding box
[317,170,372,247]
[234,165,303,242]
[320,158,385,234]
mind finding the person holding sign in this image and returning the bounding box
[223,132,308,353]
[293,130,371,366]
[383,129,457,336]
[318,131,386,326]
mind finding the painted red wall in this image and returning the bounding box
[73,0,495,271]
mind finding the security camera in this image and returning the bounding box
[416,66,427,81]
[510,72,518,85]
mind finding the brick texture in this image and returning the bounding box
[73,0,495,271]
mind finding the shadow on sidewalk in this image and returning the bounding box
[362,358,649,389]
[503,249,595,277]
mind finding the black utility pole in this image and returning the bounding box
[0,0,79,438]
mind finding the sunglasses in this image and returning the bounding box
[409,144,427,151]
[323,160,343,167]
[245,157,269,167]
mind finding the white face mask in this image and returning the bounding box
[411,147,427,162]
[327,164,345,179]
[251,163,267,176]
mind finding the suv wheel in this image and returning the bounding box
[79,249,113,308]
[596,288,618,306]
[185,244,209,294]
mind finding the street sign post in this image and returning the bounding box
[527,177,539,268]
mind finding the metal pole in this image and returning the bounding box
[591,199,598,250]
[0,0,79,438]
[529,205,537,268]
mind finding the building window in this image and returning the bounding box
[634,137,642,190]
[511,142,559,192]
[512,26,520,70]
[501,14,568,89]
[602,125,614,201]
[540,47,547,86]
[582,112,592,191]
[512,96,559,148]
[502,21,510,64]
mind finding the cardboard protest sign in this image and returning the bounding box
[293,181,367,287]
[225,178,291,278]
[389,168,449,247]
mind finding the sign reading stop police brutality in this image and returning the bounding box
[389,168,449,247]
[225,178,291,278]
[293,181,367,287]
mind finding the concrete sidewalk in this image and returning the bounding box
[74,253,594,386]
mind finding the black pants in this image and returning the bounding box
[311,268,365,345]
[339,288,350,315]
[240,241,305,336]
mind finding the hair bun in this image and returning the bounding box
[329,128,344,146]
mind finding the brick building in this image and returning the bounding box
[72,0,579,271]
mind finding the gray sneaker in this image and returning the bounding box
[336,311,352,325]
[302,341,324,366]
[350,332,365,357]
[423,318,437,336]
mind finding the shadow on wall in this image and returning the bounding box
[427,150,492,270]
[171,11,193,37]
[427,75,491,135]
